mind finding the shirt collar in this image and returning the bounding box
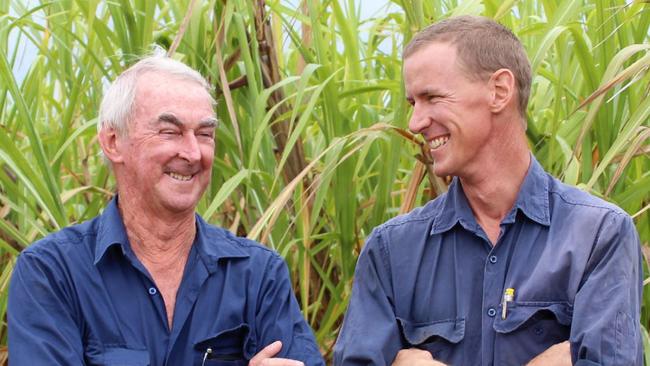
[194,215,249,274]
[94,196,130,265]
[509,154,550,226]
[430,153,550,236]
[430,177,477,235]
[94,197,250,268]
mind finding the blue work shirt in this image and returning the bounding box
[9,198,324,366]
[334,156,642,366]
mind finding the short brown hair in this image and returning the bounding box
[404,15,532,119]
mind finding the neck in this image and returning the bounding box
[459,119,531,225]
[117,193,196,266]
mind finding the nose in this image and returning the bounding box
[178,132,202,163]
[408,104,431,134]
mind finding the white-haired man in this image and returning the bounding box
[9,55,324,366]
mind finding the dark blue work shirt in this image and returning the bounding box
[334,157,642,366]
[9,198,324,366]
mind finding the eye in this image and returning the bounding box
[197,129,215,139]
[406,98,415,106]
[160,128,180,136]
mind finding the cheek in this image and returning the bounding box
[200,144,215,167]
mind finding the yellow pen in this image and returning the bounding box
[502,288,515,319]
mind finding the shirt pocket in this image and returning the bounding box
[86,346,150,366]
[397,317,465,361]
[193,323,254,366]
[493,301,572,365]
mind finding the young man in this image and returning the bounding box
[334,16,642,366]
[9,55,324,366]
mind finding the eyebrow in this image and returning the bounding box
[417,88,444,98]
[157,113,218,128]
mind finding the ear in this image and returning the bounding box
[488,68,516,114]
[98,126,125,164]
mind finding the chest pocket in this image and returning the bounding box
[194,323,254,366]
[86,347,150,366]
[398,317,465,362]
[493,301,572,365]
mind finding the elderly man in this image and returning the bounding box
[9,55,324,366]
[334,16,642,366]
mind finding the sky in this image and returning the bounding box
[8,0,398,83]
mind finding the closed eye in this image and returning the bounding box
[197,129,215,139]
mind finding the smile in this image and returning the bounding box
[167,172,193,181]
[428,135,449,149]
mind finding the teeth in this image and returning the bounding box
[429,136,449,149]
[168,172,192,181]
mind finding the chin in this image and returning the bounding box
[161,196,201,214]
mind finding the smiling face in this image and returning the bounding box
[111,71,217,217]
[404,42,496,178]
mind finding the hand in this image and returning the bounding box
[526,341,571,366]
[392,348,447,366]
[249,341,304,366]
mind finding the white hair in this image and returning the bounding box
[98,53,213,136]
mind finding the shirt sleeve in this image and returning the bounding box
[570,212,643,366]
[333,228,403,365]
[254,253,325,366]
[8,250,86,365]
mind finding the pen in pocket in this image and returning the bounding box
[502,287,515,319]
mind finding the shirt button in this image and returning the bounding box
[148,287,157,295]
[487,308,497,317]
[489,255,498,264]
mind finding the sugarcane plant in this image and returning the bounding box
[0,0,648,363]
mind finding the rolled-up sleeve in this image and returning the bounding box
[255,253,325,366]
[570,212,643,366]
[334,229,402,365]
[9,251,85,365]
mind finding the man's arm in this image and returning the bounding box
[334,229,404,365]
[253,254,324,366]
[526,341,571,366]
[8,251,86,365]
[249,341,304,366]
[569,212,643,365]
[392,349,447,366]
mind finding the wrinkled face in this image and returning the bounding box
[114,72,216,216]
[404,42,495,178]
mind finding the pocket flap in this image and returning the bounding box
[103,347,150,365]
[194,323,254,360]
[397,317,465,345]
[493,301,572,334]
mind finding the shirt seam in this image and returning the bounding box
[201,223,275,258]
[379,212,438,232]
[549,190,626,216]
[585,211,631,286]
[375,229,393,286]
[22,231,98,260]
[222,236,276,254]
